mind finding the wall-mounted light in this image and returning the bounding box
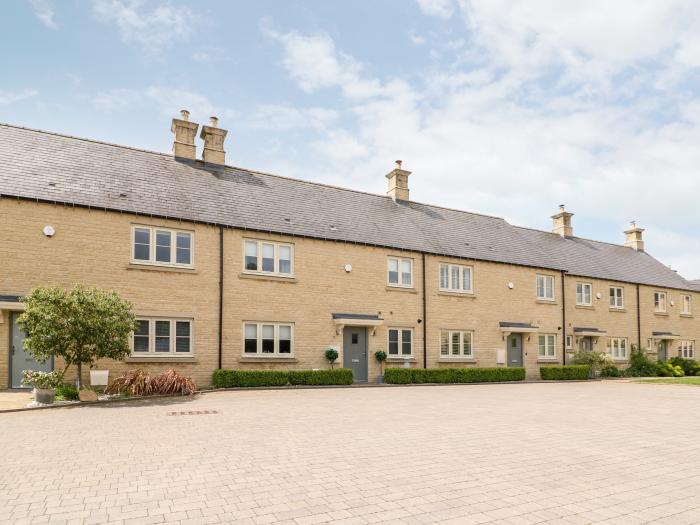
[43,225,55,237]
[507,282,514,289]
[596,292,602,299]
[344,264,352,273]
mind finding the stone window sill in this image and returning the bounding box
[609,308,627,313]
[536,299,558,305]
[575,304,594,310]
[438,358,476,363]
[680,314,694,319]
[238,357,298,363]
[654,311,669,317]
[385,286,418,294]
[239,273,297,283]
[126,356,197,363]
[537,359,560,364]
[386,357,416,362]
[437,291,476,299]
[126,263,198,274]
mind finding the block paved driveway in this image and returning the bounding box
[2,381,700,525]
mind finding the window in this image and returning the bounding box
[439,264,473,293]
[243,239,294,277]
[388,328,413,356]
[132,319,192,355]
[576,282,592,306]
[243,322,294,356]
[536,275,555,301]
[440,330,473,358]
[681,294,692,315]
[654,292,667,313]
[607,337,628,360]
[132,226,193,267]
[679,340,695,359]
[609,287,624,309]
[387,257,413,288]
[538,335,556,359]
[565,335,573,350]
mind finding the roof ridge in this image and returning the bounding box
[512,223,633,250]
[0,121,506,223]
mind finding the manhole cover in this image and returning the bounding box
[167,410,219,416]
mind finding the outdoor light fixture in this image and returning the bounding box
[43,225,55,237]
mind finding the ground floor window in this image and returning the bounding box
[243,322,293,356]
[538,334,556,359]
[679,340,695,359]
[132,318,192,355]
[388,328,413,356]
[440,330,473,357]
[607,337,628,360]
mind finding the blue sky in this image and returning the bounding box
[4,0,700,279]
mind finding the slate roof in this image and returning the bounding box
[0,123,695,291]
[691,280,700,291]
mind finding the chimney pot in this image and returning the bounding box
[171,110,199,161]
[180,109,190,121]
[209,116,218,127]
[551,205,574,237]
[386,161,411,201]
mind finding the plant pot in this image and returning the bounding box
[90,369,109,387]
[34,388,55,405]
[377,374,384,384]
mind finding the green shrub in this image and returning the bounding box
[668,357,700,376]
[626,346,659,377]
[384,367,525,384]
[572,351,610,376]
[600,364,624,377]
[657,362,684,377]
[540,365,590,380]
[55,382,79,401]
[288,369,353,386]
[212,368,354,388]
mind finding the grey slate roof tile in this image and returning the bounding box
[0,123,695,291]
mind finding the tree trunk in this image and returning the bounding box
[76,362,82,389]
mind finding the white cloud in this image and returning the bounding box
[0,89,39,105]
[416,0,454,18]
[29,0,58,29]
[245,105,338,131]
[91,0,193,56]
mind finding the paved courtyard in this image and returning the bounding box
[2,382,700,525]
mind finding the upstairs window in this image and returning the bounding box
[132,226,193,267]
[536,275,555,301]
[679,340,695,359]
[243,322,293,356]
[132,318,192,356]
[681,294,692,315]
[654,292,667,313]
[440,330,473,358]
[576,282,592,306]
[538,335,556,359]
[387,257,413,288]
[607,337,628,360]
[243,239,294,277]
[609,287,624,309]
[439,264,473,293]
[388,328,413,356]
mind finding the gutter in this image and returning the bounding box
[218,226,224,370]
[422,253,427,369]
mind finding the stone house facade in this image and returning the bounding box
[0,116,697,388]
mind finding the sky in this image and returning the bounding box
[3,0,700,280]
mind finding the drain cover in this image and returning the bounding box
[167,410,219,416]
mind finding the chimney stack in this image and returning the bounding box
[386,160,411,201]
[171,109,199,160]
[624,221,645,251]
[200,116,228,165]
[551,204,574,237]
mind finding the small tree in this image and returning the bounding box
[325,348,339,369]
[573,350,611,378]
[18,285,137,388]
[375,350,387,377]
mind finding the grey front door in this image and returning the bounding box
[579,337,593,353]
[507,333,523,367]
[658,340,668,361]
[10,312,53,388]
[343,327,368,382]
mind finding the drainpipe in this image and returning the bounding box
[218,226,224,370]
[422,253,427,369]
[561,270,566,365]
[636,283,641,350]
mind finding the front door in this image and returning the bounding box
[343,327,368,382]
[579,337,593,353]
[507,333,523,367]
[10,312,52,388]
[658,340,668,361]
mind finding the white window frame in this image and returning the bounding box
[439,263,473,294]
[565,335,573,350]
[131,225,194,268]
[387,257,413,288]
[242,239,294,277]
[131,318,193,356]
[576,282,593,306]
[609,286,624,309]
[536,274,555,301]
[678,340,695,359]
[681,294,692,315]
[388,327,414,357]
[439,330,474,358]
[242,322,294,357]
[654,291,667,313]
[607,337,629,361]
[538,334,556,359]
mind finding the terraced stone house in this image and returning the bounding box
[1,114,698,388]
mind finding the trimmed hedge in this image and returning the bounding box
[384,367,526,384]
[212,368,353,388]
[540,365,590,380]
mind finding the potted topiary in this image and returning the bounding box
[325,348,339,369]
[375,350,387,383]
[21,369,65,405]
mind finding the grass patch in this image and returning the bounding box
[635,377,700,386]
